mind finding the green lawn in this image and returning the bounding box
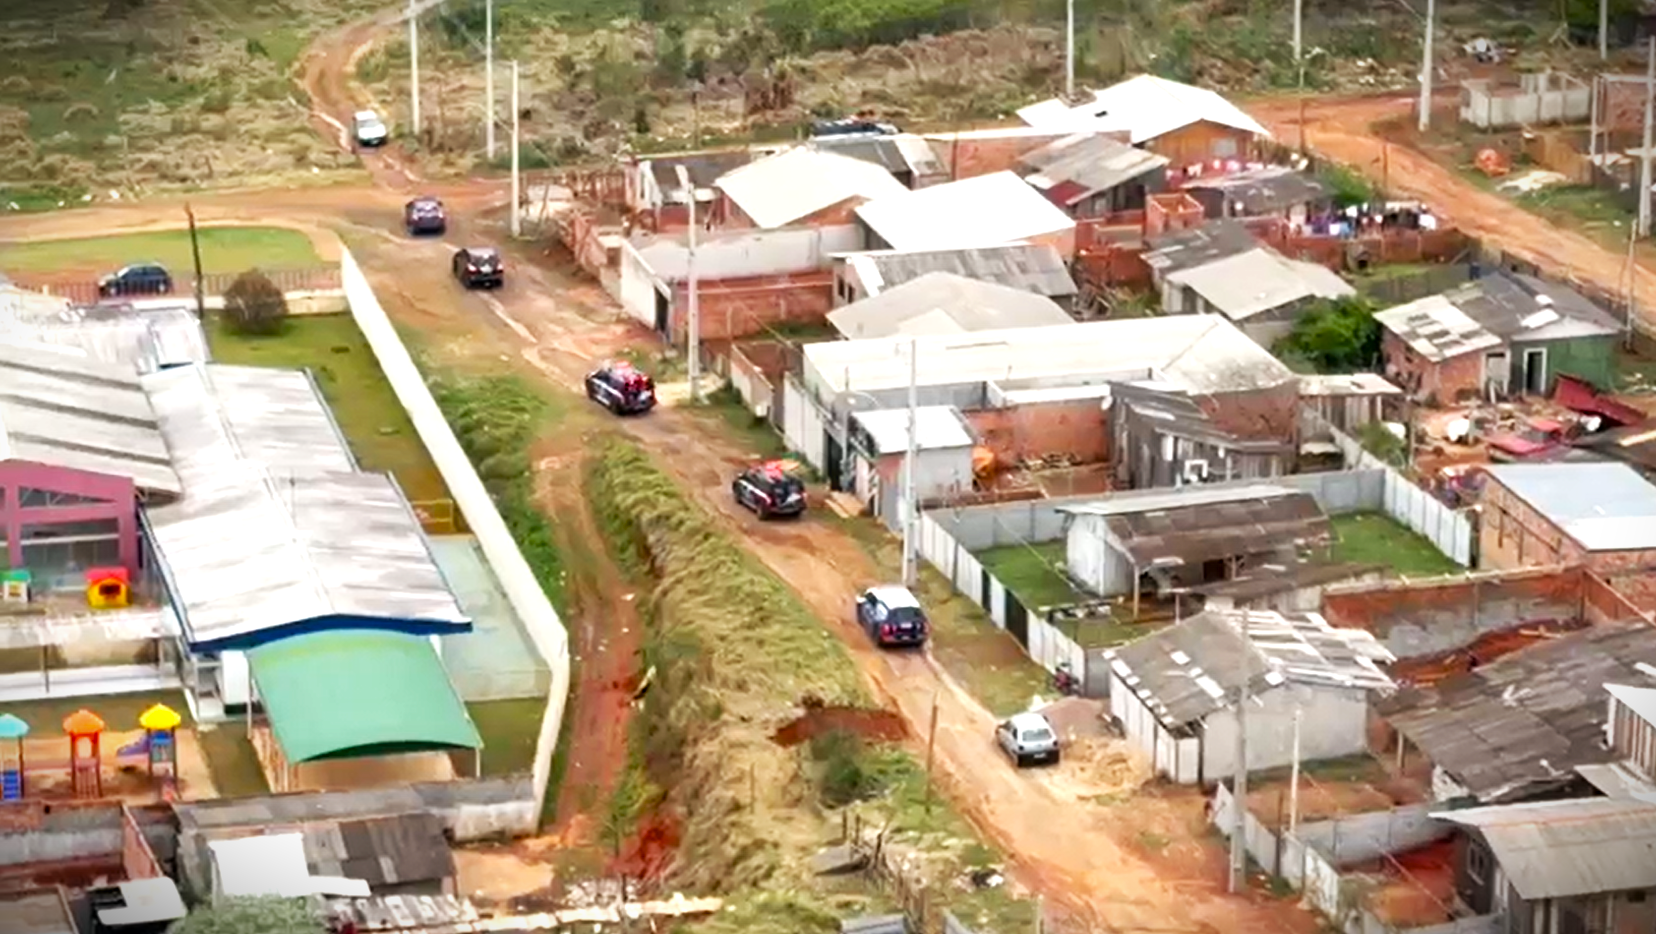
[206,314,449,502]
[975,540,1091,610]
[195,723,270,797]
[1330,512,1461,577]
[468,699,545,778]
[0,226,321,275]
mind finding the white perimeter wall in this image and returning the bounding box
[342,249,571,816]
[632,225,861,281]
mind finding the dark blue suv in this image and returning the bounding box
[98,263,172,298]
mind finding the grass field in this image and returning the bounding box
[467,699,545,777]
[975,540,1091,609]
[0,226,322,275]
[195,723,271,798]
[1330,512,1461,577]
[206,313,449,501]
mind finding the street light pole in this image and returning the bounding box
[1229,673,1249,894]
[1292,0,1302,67]
[901,337,919,587]
[1642,37,1655,238]
[676,166,702,402]
[1417,0,1436,133]
[485,0,495,160]
[1602,0,1611,61]
[1064,0,1075,100]
[1288,706,1303,834]
[408,0,421,136]
[509,60,521,238]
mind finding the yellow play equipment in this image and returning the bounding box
[86,567,130,609]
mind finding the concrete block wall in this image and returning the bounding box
[963,399,1109,470]
[669,272,833,343]
[1322,567,1587,660]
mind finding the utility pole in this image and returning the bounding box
[676,166,702,402]
[1642,38,1655,239]
[485,0,496,160]
[1417,0,1436,133]
[408,0,421,137]
[185,203,205,320]
[901,337,919,587]
[1229,674,1249,894]
[1292,0,1302,67]
[1602,0,1611,60]
[510,60,521,238]
[923,691,939,816]
[1064,0,1075,100]
[1288,706,1303,834]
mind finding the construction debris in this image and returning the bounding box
[1475,148,1510,177]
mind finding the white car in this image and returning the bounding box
[995,711,1060,768]
[353,110,388,148]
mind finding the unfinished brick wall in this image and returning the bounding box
[1588,550,1656,616]
[963,399,1107,468]
[1145,193,1204,237]
[1479,477,1590,571]
[1583,569,1651,624]
[1323,567,1589,659]
[1201,382,1300,443]
[1382,331,1485,405]
[929,132,1077,179]
[668,272,833,342]
[120,807,162,880]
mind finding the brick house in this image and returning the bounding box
[1016,132,1170,217]
[1376,271,1622,405]
[713,146,909,230]
[627,149,756,232]
[1478,462,1656,612]
[1016,74,1270,168]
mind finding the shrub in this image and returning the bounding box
[167,896,323,934]
[222,270,289,336]
[1274,296,1380,374]
[810,729,879,807]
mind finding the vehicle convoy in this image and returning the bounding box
[452,247,504,289]
[996,712,1061,767]
[732,461,807,519]
[404,197,447,235]
[98,263,172,298]
[855,585,929,648]
[584,361,657,415]
[353,110,388,148]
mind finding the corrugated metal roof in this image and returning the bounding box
[1144,219,1261,276]
[1454,270,1621,343]
[1484,462,1656,551]
[1020,133,1169,201]
[846,243,1076,298]
[0,301,207,373]
[1017,74,1270,143]
[811,133,944,179]
[1575,761,1656,802]
[0,341,182,495]
[1058,483,1305,517]
[1102,609,1393,727]
[1185,166,1328,214]
[804,315,1296,398]
[854,171,1076,252]
[1607,682,1656,729]
[714,146,908,229]
[0,889,77,934]
[1165,247,1355,321]
[828,272,1072,340]
[1375,293,1505,362]
[1071,487,1331,568]
[1376,622,1656,802]
[1298,373,1403,397]
[852,405,975,454]
[1434,797,1656,899]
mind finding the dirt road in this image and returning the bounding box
[1250,94,1656,326]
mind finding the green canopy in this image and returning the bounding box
[0,714,27,740]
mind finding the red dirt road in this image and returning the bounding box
[1251,93,1656,327]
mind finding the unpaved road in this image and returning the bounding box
[1250,93,1656,326]
[9,30,1632,933]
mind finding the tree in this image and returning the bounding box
[168,897,324,934]
[222,269,288,337]
[1274,296,1381,374]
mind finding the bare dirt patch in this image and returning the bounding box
[770,699,909,747]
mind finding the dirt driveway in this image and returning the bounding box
[1250,93,1656,328]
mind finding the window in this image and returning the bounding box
[1213,137,1239,159]
[1467,843,1488,885]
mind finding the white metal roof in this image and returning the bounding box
[827,272,1072,340]
[1607,682,1656,729]
[0,341,182,495]
[96,878,186,927]
[852,405,975,454]
[1375,293,1505,362]
[1484,462,1656,551]
[854,171,1076,253]
[208,833,372,900]
[1298,373,1403,397]
[866,584,921,609]
[1016,75,1270,143]
[804,315,1295,397]
[1057,484,1304,518]
[713,146,909,229]
[1165,248,1356,321]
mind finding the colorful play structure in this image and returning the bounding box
[0,703,182,802]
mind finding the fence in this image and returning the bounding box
[1357,263,1476,306]
[1304,408,1473,566]
[15,266,342,307]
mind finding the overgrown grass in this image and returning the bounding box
[205,314,448,502]
[467,699,546,777]
[699,384,790,459]
[974,540,1090,610]
[431,373,570,615]
[1330,512,1461,577]
[588,436,865,890]
[196,724,270,798]
[0,226,322,275]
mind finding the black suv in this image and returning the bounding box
[855,585,929,648]
[405,197,447,235]
[584,361,657,415]
[452,247,503,289]
[97,263,172,298]
[732,462,807,519]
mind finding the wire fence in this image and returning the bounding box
[13,266,343,307]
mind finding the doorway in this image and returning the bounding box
[1523,347,1547,396]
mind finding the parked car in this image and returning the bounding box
[405,197,447,235]
[451,247,503,289]
[584,361,657,415]
[811,117,899,138]
[731,461,807,519]
[995,712,1060,768]
[97,263,172,298]
[353,110,389,148]
[855,585,929,649]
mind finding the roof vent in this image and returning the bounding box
[1520,308,1560,330]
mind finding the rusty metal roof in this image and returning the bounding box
[1434,797,1656,899]
[1065,486,1331,568]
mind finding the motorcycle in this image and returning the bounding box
[1051,662,1081,697]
